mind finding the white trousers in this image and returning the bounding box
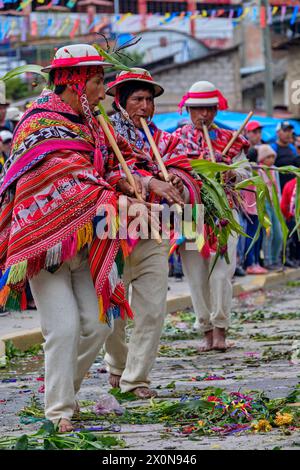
[180,231,238,333]
[30,249,111,421]
[104,239,169,392]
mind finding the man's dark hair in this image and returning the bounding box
[112,82,155,111]
[48,70,67,95]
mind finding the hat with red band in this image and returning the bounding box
[105,68,164,98]
[41,44,111,72]
[178,81,228,112]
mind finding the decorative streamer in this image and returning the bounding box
[70,18,80,39]
[290,6,299,25]
[37,0,46,4]
[190,11,199,20]
[229,9,235,19]
[17,0,33,10]
[267,5,273,24]
[159,12,170,25]
[88,17,99,32]
[252,6,257,21]
[57,17,71,37]
[53,19,63,36]
[280,5,287,22]
[66,0,77,8]
[3,20,10,40]
[42,18,53,37]
[260,6,267,28]
[31,20,38,37]
[117,13,132,24]
[272,6,279,15]
[9,20,17,36]
[21,18,27,42]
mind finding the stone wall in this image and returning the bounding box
[286,45,300,117]
[151,46,242,113]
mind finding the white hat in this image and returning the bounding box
[6,107,23,121]
[41,44,111,73]
[105,68,164,98]
[0,130,13,143]
[0,81,10,106]
[178,80,228,110]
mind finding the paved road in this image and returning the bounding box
[0,282,300,450]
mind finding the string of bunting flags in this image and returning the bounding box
[0,5,299,42]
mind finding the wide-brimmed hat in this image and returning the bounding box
[105,68,164,98]
[178,80,228,110]
[41,44,111,73]
[6,106,23,121]
[0,81,10,106]
[0,130,13,143]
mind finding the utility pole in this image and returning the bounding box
[260,0,273,116]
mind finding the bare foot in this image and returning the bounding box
[132,387,158,399]
[57,418,74,433]
[73,400,80,418]
[197,330,214,352]
[212,327,227,351]
[109,373,121,389]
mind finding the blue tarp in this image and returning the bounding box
[153,111,300,143]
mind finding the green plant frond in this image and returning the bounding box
[290,177,300,240]
[92,44,133,72]
[271,183,288,259]
[191,159,243,177]
[95,102,111,123]
[1,65,48,83]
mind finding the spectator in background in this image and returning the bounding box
[0,81,13,133]
[258,145,283,271]
[241,182,267,275]
[5,107,23,132]
[295,135,300,157]
[271,122,300,191]
[245,120,263,162]
[281,178,300,267]
[0,130,13,160]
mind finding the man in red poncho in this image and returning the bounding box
[104,68,201,398]
[174,80,251,351]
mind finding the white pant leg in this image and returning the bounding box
[119,240,169,392]
[30,263,80,422]
[104,317,128,376]
[180,246,212,332]
[71,252,112,395]
[209,233,237,330]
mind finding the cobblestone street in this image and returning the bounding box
[0,281,300,450]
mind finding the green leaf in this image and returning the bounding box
[35,420,55,436]
[96,102,111,124]
[15,435,29,450]
[92,44,132,72]
[290,177,300,239]
[109,387,138,402]
[43,438,59,450]
[1,65,48,83]
[271,182,288,261]
[183,399,215,412]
